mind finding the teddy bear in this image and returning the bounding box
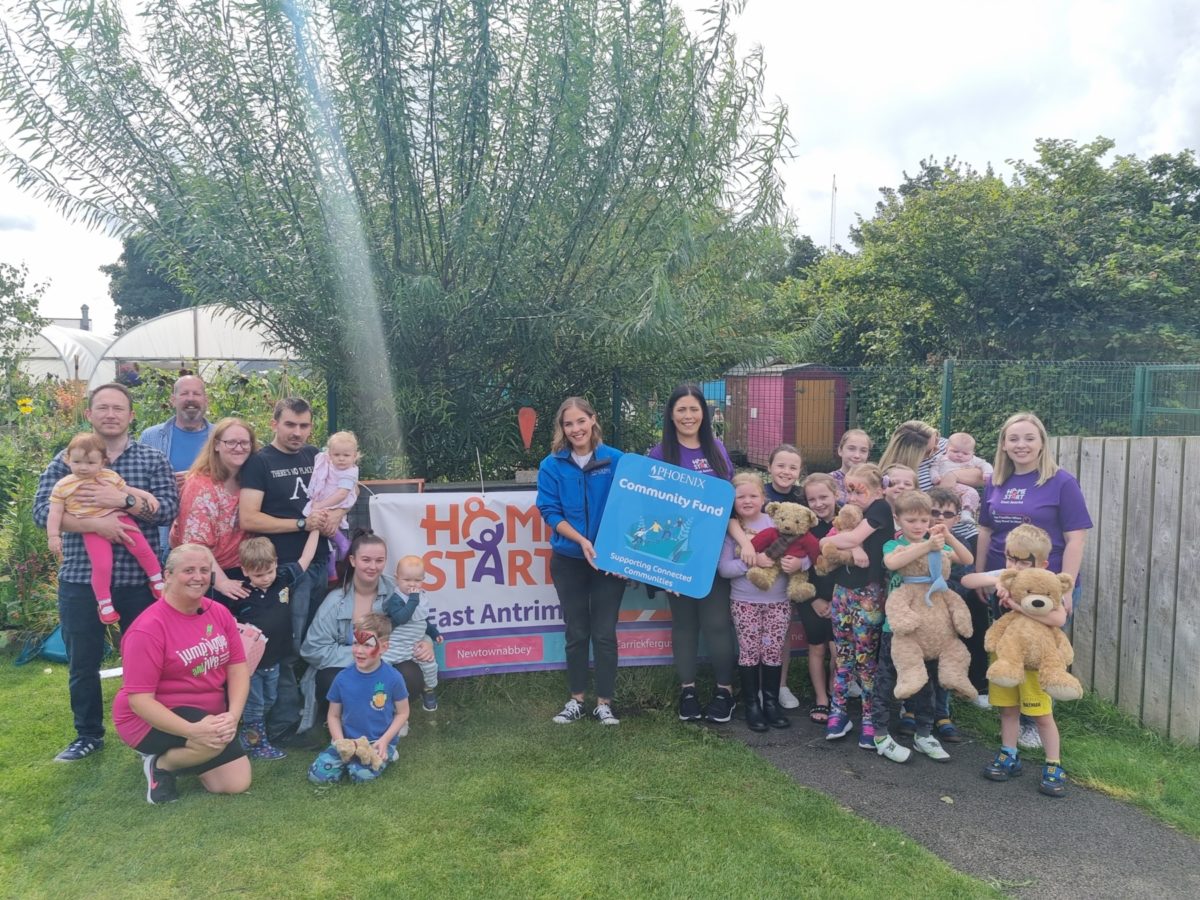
[333,735,386,771]
[985,568,1082,701]
[746,501,820,602]
[885,537,977,700]
[814,505,863,575]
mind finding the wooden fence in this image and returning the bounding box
[1049,436,1200,746]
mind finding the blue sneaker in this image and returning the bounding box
[825,713,853,740]
[982,749,1023,781]
[422,692,438,712]
[54,736,103,762]
[858,721,876,749]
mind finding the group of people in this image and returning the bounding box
[537,387,1091,798]
[33,378,438,803]
[34,375,1092,804]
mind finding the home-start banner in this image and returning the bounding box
[371,490,691,678]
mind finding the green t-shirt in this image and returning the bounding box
[882,536,951,634]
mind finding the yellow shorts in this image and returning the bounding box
[988,664,1052,717]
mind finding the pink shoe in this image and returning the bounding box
[97,597,119,624]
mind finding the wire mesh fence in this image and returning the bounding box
[612,361,1200,471]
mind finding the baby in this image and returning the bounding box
[47,433,165,623]
[930,432,993,525]
[303,431,361,578]
[386,556,444,712]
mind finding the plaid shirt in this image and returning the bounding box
[33,440,179,586]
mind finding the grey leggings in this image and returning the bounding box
[669,577,735,685]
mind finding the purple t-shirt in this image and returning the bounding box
[647,441,734,481]
[980,468,1093,573]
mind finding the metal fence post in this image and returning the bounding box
[1131,365,1147,437]
[611,368,622,450]
[940,358,954,436]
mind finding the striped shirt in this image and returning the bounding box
[34,440,179,586]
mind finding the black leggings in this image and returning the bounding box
[669,576,735,685]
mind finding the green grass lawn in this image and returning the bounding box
[0,657,995,900]
[951,689,1200,838]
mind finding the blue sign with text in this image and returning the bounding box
[593,454,734,599]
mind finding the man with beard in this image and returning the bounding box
[139,375,213,557]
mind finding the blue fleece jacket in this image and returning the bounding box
[536,443,622,558]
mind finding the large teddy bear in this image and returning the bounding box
[746,501,820,602]
[814,505,863,575]
[886,537,977,700]
[986,569,1083,701]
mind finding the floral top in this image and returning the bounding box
[170,473,245,570]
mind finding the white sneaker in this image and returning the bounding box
[973,693,991,709]
[1018,722,1043,750]
[592,703,620,726]
[397,722,410,738]
[778,686,801,709]
[552,698,585,724]
[913,734,951,762]
[874,735,911,763]
[847,680,863,699]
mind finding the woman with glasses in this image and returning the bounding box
[170,417,258,600]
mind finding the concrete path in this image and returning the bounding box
[727,710,1200,898]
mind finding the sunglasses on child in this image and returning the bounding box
[929,509,959,519]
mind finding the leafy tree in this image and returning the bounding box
[0,261,47,386]
[0,0,789,477]
[790,139,1200,366]
[100,234,189,332]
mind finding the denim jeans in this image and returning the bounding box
[267,565,327,742]
[245,662,281,721]
[59,579,154,740]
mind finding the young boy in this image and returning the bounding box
[962,525,1070,797]
[926,487,991,738]
[308,613,410,784]
[230,535,316,760]
[874,490,973,763]
[386,556,444,711]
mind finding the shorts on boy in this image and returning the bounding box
[308,742,398,784]
[988,665,1053,717]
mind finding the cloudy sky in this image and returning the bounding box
[3,0,1198,335]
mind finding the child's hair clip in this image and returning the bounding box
[881,475,891,488]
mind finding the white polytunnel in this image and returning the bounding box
[87,304,293,390]
[14,324,114,383]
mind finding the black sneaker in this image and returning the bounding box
[276,726,328,750]
[54,736,103,762]
[143,754,179,805]
[704,687,735,724]
[678,687,703,722]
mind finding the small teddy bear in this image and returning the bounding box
[746,501,820,602]
[333,735,385,772]
[814,505,863,575]
[985,568,1083,701]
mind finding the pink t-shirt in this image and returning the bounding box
[170,473,245,570]
[113,598,247,747]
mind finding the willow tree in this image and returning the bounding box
[1,0,788,476]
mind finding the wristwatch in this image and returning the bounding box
[124,494,136,509]
[296,517,307,531]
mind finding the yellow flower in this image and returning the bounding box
[16,397,34,415]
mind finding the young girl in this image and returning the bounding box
[796,473,839,723]
[718,473,793,732]
[303,431,361,579]
[817,463,893,746]
[648,384,737,724]
[47,433,165,623]
[829,429,872,504]
[882,464,917,510]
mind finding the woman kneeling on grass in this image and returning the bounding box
[112,544,251,805]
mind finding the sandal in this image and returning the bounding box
[808,704,830,724]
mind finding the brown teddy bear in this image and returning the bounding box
[986,569,1082,701]
[885,537,977,700]
[746,501,820,602]
[814,505,863,575]
[333,735,386,772]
